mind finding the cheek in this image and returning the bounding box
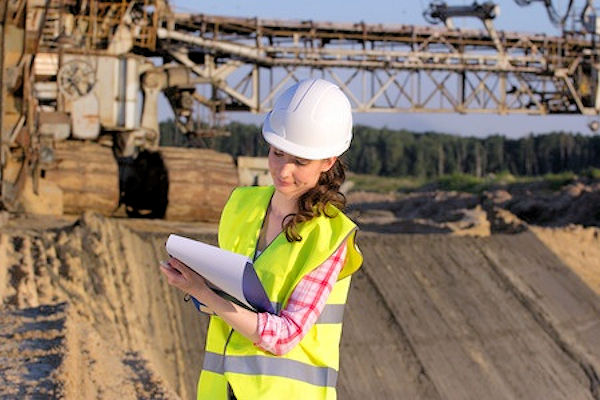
[267,154,280,173]
[296,167,321,186]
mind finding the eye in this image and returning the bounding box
[295,158,309,166]
[273,150,284,157]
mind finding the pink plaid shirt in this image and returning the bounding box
[255,241,347,356]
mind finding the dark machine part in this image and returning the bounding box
[163,86,196,134]
[117,151,169,218]
[426,0,578,30]
[423,1,499,24]
[580,0,598,32]
[514,0,575,28]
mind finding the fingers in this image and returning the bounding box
[159,258,209,298]
[160,263,184,286]
[160,261,180,273]
[167,257,191,275]
[168,257,185,267]
[160,258,203,290]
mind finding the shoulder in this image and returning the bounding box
[230,185,274,200]
[321,203,356,228]
[224,185,274,210]
[298,203,357,245]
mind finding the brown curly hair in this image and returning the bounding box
[281,158,347,242]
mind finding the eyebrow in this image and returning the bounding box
[273,148,309,162]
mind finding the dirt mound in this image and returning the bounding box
[340,232,600,399]
[532,225,600,295]
[0,302,178,399]
[347,179,600,235]
[0,303,67,398]
[503,181,600,227]
[0,212,213,399]
[60,303,179,400]
[347,191,490,236]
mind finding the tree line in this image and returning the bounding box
[160,119,600,178]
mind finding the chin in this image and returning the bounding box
[274,182,301,196]
[274,183,294,193]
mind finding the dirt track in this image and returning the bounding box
[1,212,599,399]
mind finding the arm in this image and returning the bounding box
[256,241,347,355]
[160,240,347,351]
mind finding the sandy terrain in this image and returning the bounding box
[1,179,599,399]
[0,212,211,399]
[531,225,600,296]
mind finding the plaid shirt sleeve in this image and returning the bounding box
[255,240,348,356]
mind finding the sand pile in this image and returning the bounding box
[347,191,490,236]
[0,212,214,399]
[347,178,600,236]
[341,231,600,399]
[0,302,180,399]
[505,181,600,227]
[532,225,600,296]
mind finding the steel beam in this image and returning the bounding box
[158,13,598,117]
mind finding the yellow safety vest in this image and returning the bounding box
[197,185,362,400]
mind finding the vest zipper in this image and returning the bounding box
[224,328,236,399]
[223,328,234,356]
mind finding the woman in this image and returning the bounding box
[160,78,363,400]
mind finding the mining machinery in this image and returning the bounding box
[1,0,599,220]
[0,0,238,221]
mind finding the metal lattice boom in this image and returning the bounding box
[157,13,600,116]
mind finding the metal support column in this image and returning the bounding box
[0,1,8,200]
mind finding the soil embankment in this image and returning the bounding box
[0,302,180,399]
[0,213,213,399]
[1,179,600,399]
[532,225,600,296]
[347,179,600,235]
[340,232,600,399]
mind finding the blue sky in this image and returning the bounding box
[165,1,596,137]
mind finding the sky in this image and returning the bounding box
[164,0,597,138]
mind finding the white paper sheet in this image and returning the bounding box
[165,234,274,313]
[165,234,251,309]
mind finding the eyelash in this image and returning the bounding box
[273,151,307,166]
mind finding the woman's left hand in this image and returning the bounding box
[160,257,210,299]
[161,258,260,344]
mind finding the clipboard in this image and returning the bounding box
[165,234,274,314]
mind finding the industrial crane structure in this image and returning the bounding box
[1,0,598,220]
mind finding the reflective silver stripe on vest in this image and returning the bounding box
[203,352,338,388]
[316,304,345,324]
[203,351,226,374]
[267,303,345,324]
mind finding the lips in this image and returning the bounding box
[276,178,293,186]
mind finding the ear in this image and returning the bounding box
[321,156,337,172]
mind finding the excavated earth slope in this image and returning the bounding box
[341,231,600,399]
[0,213,211,400]
[1,212,600,399]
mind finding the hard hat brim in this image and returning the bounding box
[262,116,350,160]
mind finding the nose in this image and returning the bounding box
[279,161,294,178]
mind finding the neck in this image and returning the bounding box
[270,191,298,218]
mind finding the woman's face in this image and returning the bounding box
[268,146,336,199]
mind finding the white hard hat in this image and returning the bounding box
[262,78,353,160]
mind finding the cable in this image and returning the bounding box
[513,0,575,27]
